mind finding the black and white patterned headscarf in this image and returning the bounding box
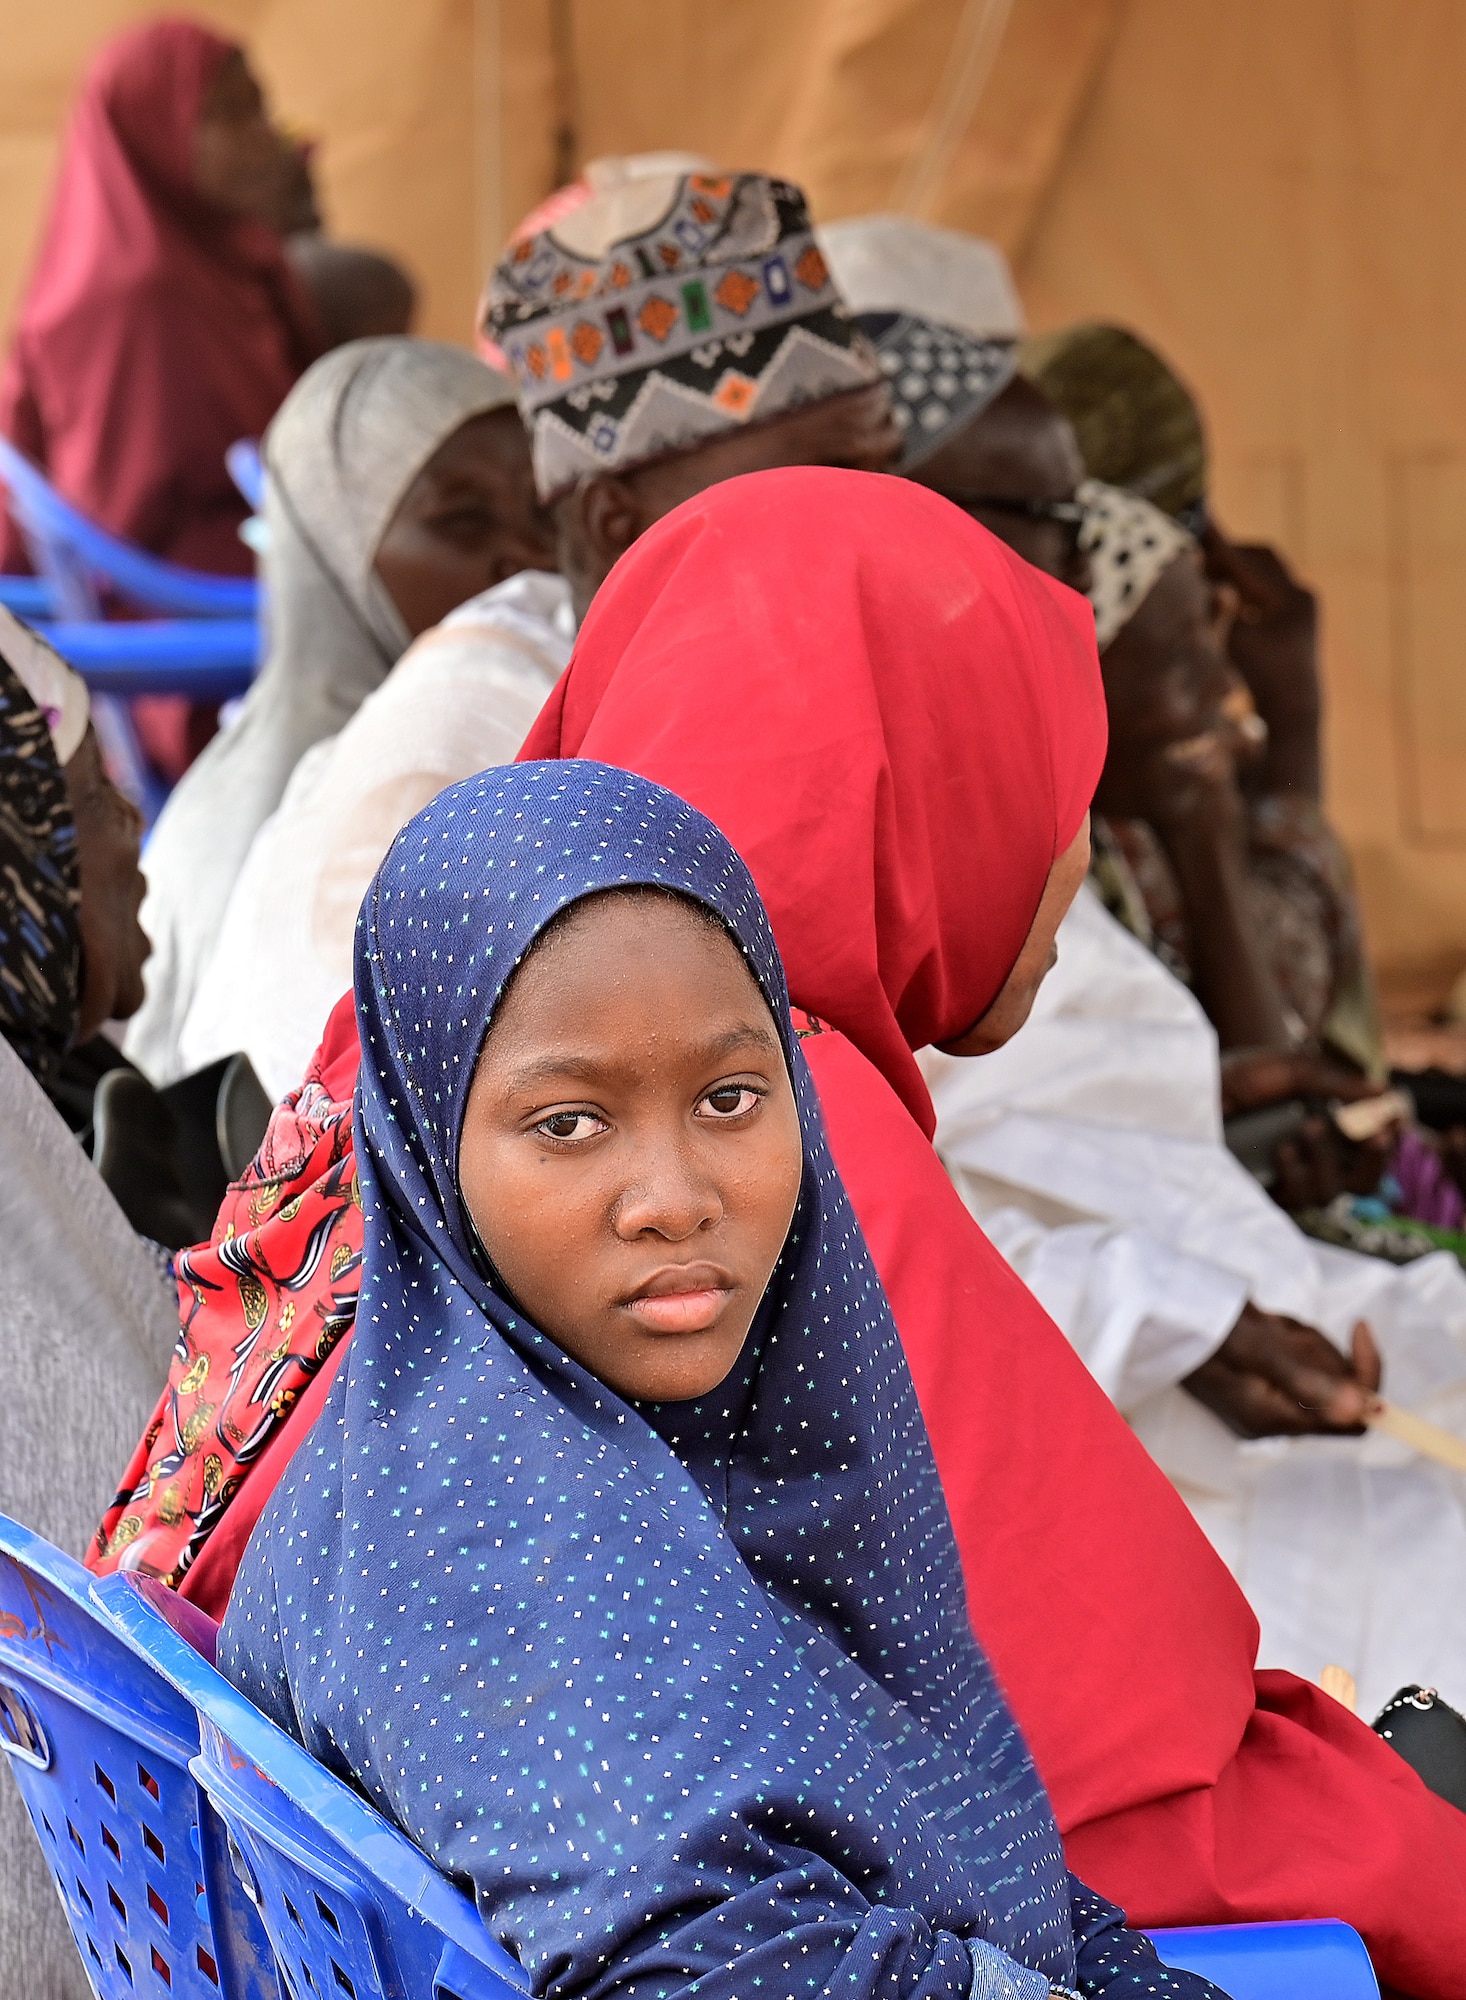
[1079,478,1195,650]
[0,651,80,1088]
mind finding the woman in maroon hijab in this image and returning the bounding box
[0,18,323,579]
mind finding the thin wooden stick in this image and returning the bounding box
[1368,1400,1466,1474]
[1319,1665,1358,1713]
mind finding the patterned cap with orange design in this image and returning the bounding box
[484,170,880,501]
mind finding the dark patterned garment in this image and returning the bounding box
[1092,805,1382,1073]
[0,654,80,1089]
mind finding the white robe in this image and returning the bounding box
[922,882,1466,1718]
[178,571,574,1100]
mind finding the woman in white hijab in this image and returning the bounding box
[125,336,546,1084]
[923,482,1466,1719]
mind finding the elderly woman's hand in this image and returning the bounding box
[1183,1311,1381,1437]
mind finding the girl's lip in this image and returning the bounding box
[624,1288,732,1334]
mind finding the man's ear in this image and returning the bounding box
[578,474,645,570]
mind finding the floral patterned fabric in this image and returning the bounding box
[89,998,362,1596]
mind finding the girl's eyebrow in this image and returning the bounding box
[502,1021,782,1094]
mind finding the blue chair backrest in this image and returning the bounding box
[99,1573,531,2000]
[0,1516,277,1999]
[35,617,260,700]
[0,436,258,619]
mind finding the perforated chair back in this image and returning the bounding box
[99,1575,531,2000]
[0,436,258,619]
[0,1516,276,1999]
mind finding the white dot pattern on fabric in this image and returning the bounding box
[221,760,1225,2000]
[867,311,1018,468]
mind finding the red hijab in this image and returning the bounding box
[0,18,322,575]
[523,468,1466,1994]
[526,467,1104,1133]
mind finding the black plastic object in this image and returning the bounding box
[92,1069,210,1249]
[216,1052,273,1182]
[1373,1685,1466,1813]
[1223,1100,1311,1186]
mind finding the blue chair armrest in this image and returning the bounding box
[36,618,258,699]
[0,576,55,618]
[226,439,265,512]
[0,435,258,617]
[1149,1919,1379,1999]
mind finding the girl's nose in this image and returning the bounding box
[613,1131,722,1241]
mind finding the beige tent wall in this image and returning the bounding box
[1,0,1464,996]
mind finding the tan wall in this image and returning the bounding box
[2,0,1465,993]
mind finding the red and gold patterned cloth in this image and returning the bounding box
[88,995,362,1615]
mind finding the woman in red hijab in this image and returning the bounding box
[516,466,1466,1997]
[0,16,320,582]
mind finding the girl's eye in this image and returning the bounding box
[698,1085,762,1121]
[535,1110,607,1143]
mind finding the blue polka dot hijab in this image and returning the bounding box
[222,762,1221,2000]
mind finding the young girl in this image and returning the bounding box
[221,759,1222,2000]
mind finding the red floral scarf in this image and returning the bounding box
[89,998,362,1605]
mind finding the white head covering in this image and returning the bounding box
[0,604,88,762]
[1078,478,1196,650]
[178,569,575,1098]
[125,337,519,1084]
[816,215,1025,338]
[816,214,1025,468]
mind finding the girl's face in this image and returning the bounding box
[458,891,804,1403]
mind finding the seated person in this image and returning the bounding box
[1025,322,1382,1084]
[818,214,1090,594]
[173,166,900,1097]
[0,631,175,2000]
[97,474,1466,1996]
[220,758,1226,2000]
[127,337,554,1085]
[920,491,1466,1716]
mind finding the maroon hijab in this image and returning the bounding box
[0,18,322,575]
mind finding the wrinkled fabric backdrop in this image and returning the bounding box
[0,0,1463,994]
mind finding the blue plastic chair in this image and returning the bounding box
[0,1518,276,1999]
[0,1507,1381,2000]
[99,1572,530,2000]
[98,1573,1384,2000]
[0,436,257,621]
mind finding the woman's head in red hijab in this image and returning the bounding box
[520,466,1107,1131]
[80,18,289,231]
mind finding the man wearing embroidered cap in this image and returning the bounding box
[486,170,899,618]
[818,214,1089,592]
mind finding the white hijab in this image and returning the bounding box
[125,337,518,1083]
[178,571,575,1098]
